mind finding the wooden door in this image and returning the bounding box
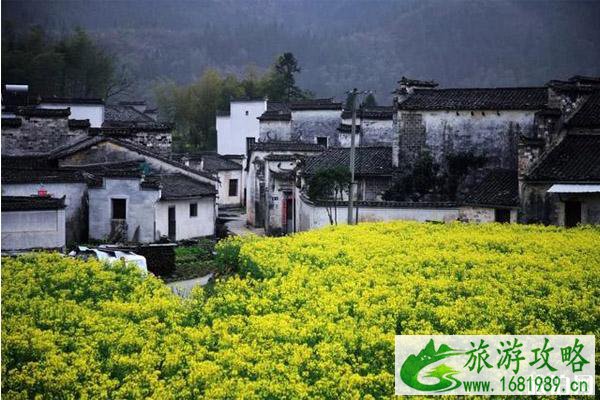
[168,206,176,240]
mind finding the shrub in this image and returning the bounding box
[3,222,599,399]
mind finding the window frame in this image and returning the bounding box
[228,178,239,197]
[189,202,198,218]
[316,136,328,147]
[111,198,127,220]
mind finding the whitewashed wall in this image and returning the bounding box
[217,169,243,206]
[40,103,105,127]
[88,178,160,243]
[2,209,66,251]
[217,100,266,155]
[1,182,87,244]
[259,120,292,141]
[155,197,215,240]
[295,194,460,232]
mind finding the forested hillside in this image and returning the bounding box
[3,0,599,101]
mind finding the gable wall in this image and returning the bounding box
[396,110,536,170]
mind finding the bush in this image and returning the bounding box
[3,222,599,399]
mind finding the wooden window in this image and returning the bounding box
[189,203,198,217]
[229,179,238,197]
[111,198,126,219]
[494,209,510,223]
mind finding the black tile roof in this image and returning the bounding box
[289,98,342,111]
[398,87,548,111]
[249,141,325,153]
[2,168,85,184]
[41,97,104,105]
[462,169,519,207]
[104,104,154,123]
[68,119,91,129]
[159,174,217,200]
[97,122,172,132]
[526,134,600,182]
[49,136,218,182]
[2,196,66,211]
[302,146,393,176]
[258,101,291,121]
[566,91,600,128]
[177,152,242,172]
[337,123,362,133]
[264,154,301,161]
[16,107,71,118]
[2,117,22,128]
[342,106,394,120]
[258,99,342,120]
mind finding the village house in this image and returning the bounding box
[245,140,324,234]
[518,77,600,225]
[1,87,220,251]
[177,152,244,208]
[290,75,600,231]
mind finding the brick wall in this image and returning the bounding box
[398,112,427,166]
[2,117,88,155]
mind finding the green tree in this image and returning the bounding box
[265,52,307,101]
[362,93,377,108]
[155,53,312,150]
[1,26,126,99]
[307,167,351,224]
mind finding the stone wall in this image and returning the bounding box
[458,206,517,223]
[2,117,87,155]
[396,110,535,171]
[125,131,172,156]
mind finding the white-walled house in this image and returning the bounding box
[88,172,217,242]
[1,196,67,251]
[179,152,244,207]
[40,97,105,128]
[217,99,267,155]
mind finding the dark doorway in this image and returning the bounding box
[565,201,582,228]
[285,197,294,234]
[494,209,511,223]
[168,206,176,240]
[255,183,265,228]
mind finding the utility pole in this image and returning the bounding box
[347,88,372,225]
[347,88,358,225]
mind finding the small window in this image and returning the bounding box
[494,209,510,223]
[189,203,198,217]
[316,137,328,147]
[112,198,126,220]
[229,179,238,197]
